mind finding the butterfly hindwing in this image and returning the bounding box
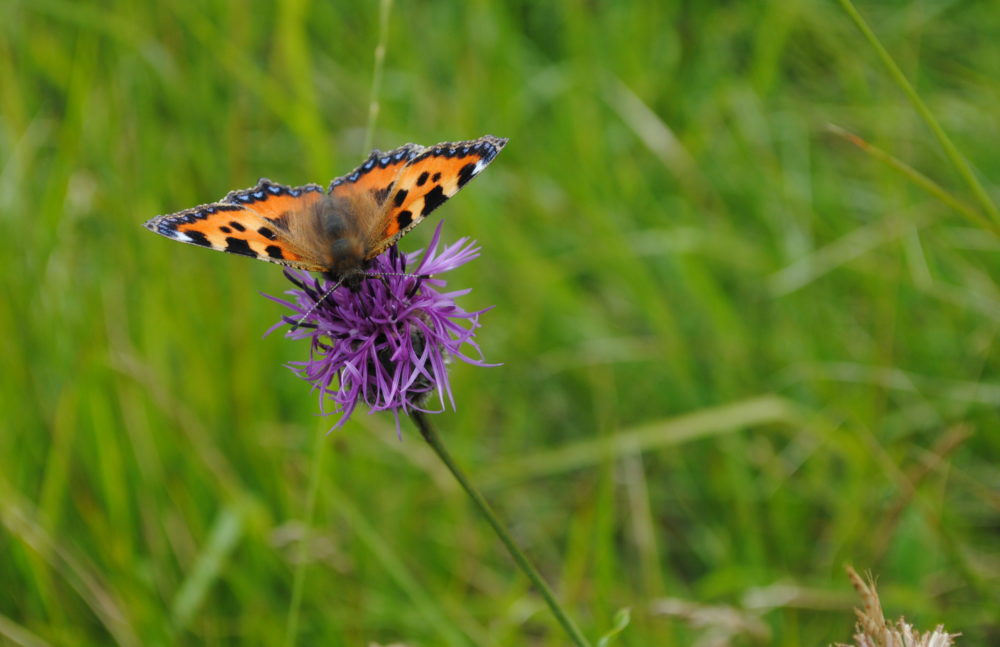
[367,135,507,258]
[143,179,328,271]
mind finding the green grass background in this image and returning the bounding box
[2,1,999,645]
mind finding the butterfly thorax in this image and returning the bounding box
[288,193,381,284]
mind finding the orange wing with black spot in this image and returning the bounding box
[143,179,329,271]
[365,135,508,258]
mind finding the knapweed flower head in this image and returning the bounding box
[264,222,493,430]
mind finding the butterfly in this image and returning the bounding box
[144,134,507,287]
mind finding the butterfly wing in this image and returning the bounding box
[328,142,424,204]
[364,135,508,258]
[143,179,329,271]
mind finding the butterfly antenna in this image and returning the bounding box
[365,271,432,280]
[290,275,347,331]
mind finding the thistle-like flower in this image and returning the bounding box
[265,223,492,430]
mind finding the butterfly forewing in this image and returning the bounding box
[144,179,329,271]
[367,135,507,258]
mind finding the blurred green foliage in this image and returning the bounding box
[1,1,999,645]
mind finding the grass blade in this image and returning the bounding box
[170,504,246,633]
[826,123,996,235]
[478,396,802,488]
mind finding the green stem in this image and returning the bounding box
[826,123,997,234]
[836,0,1000,226]
[410,410,592,647]
[283,426,329,647]
[362,0,393,156]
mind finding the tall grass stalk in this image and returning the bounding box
[826,124,996,234]
[362,0,393,155]
[836,0,1000,226]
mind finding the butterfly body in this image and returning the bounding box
[289,192,375,280]
[144,135,507,283]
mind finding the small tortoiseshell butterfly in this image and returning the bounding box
[144,134,507,286]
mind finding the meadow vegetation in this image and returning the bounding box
[1,1,998,644]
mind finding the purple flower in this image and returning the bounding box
[264,222,493,431]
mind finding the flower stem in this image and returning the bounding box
[283,426,329,647]
[410,410,592,647]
